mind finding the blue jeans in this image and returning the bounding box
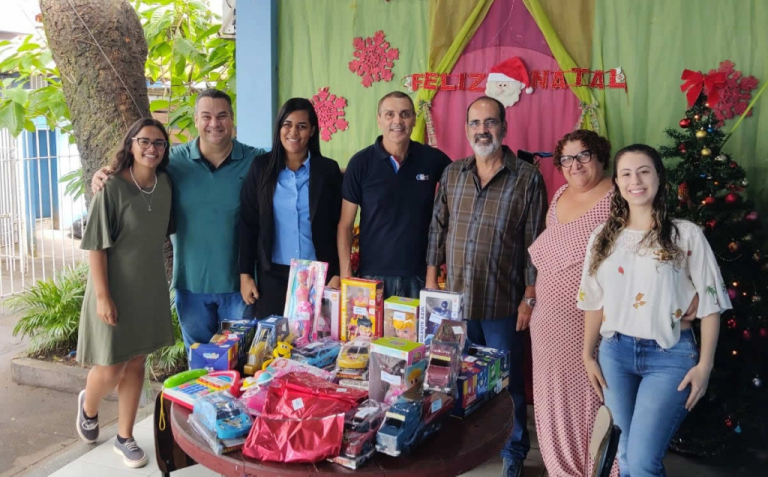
[175,288,254,357]
[466,316,529,463]
[599,329,699,477]
[362,275,424,300]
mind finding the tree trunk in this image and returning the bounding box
[39,0,150,204]
[40,0,174,282]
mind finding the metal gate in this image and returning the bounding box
[0,124,87,299]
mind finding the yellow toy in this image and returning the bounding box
[261,341,294,371]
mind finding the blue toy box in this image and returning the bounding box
[190,340,238,371]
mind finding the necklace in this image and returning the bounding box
[129,166,157,211]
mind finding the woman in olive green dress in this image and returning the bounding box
[75,118,174,468]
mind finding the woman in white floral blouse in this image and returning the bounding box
[578,144,730,477]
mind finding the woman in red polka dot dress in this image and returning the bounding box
[528,130,618,477]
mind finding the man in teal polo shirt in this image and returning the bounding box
[92,89,264,355]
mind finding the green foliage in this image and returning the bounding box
[138,0,236,142]
[59,169,86,202]
[7,263,88,356]
[6,260,186,377]
[146,289,187,377]
[0,0,234,192]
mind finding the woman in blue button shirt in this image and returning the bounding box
[239,98,342,318]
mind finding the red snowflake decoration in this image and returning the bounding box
[348,30,400,88]
[310,87,349,142]
[707,60,759,121]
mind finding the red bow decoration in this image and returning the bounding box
[680,69,727,108]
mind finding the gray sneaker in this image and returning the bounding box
[113,437,148,468]
[76,390,99,443]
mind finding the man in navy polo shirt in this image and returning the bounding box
[338,91,451,299]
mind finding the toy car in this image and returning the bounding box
[375,400,422,457]
[424,341,461,394]
[341,400,385,458]
[291,339,341,369]
[376,392,454,457]
[337,339,370,369]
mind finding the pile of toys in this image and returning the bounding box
[161,259,512,467]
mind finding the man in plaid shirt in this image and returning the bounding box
[426,96,547,477]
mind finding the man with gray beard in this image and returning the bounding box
[426,96,547,477]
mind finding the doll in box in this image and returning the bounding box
[356,316,373,339]
[284,260,328,346]
[393,315,417,341]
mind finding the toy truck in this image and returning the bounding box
[375,392,454,457]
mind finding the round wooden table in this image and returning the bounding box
[171,393,514,476]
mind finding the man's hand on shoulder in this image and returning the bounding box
[91,167,115,194]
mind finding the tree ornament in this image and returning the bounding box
[694,114,701,121]
[753,377,763,388]
[727,288,737,300]
[745,211,759,222]
[743,329,752,340]
[729,161,738,168]
[707,126,714,133]
[706,219,717,229]
[752,294,763,304]
[677,182,690,203]
[701,147,712,157]
[715,154,729,163]
[743,233,753,242]
[727,318,737,329]
[741,179,749,187]
[760,328,767,338]
[753,251,763,262]
[728,241,740,253]
[724,192,739,204]
[703,196,716,205]
[696,129,707,139]
[678,144,687,154]
[679,118,692,128]
[725,417,733,428]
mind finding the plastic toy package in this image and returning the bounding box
[433,319,467,350]
[418,289,464,344]
[376,391,454,457]
[315,288,340,340]
[162,369,240,410]
[368,337,426,405]
[187,413,245,455]
[340,278,384,341]
[326,399,385,468]
[193,391,253,440]
[244,316,292,375]
[335,338,371,380]
[383,296,419,340]
[283,259,328,347]
[424,340,462,395]
[290,338,341,369]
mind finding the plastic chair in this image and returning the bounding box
[589,405,621,477]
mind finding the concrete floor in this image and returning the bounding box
[0,309,120,477]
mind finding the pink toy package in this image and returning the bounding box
[283,259,328,347]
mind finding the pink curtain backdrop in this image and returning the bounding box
[431,0,581,201]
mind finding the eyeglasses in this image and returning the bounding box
[132,137,168,150]
[467,118,501,129]
[558,150,593,168]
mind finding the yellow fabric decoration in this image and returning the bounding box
[411,0,494,145]
[523,0,605,135]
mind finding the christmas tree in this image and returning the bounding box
[659,64,767,457]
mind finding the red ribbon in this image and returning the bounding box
[680,69,727,107]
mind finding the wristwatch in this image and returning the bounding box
[523,297,536,308]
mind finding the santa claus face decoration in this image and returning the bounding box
[484,56,534,108]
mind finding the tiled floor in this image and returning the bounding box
[48,413,544,477]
